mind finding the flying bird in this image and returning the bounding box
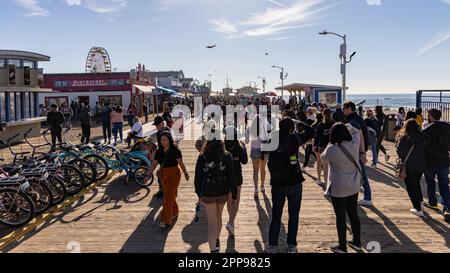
[206,45,216,49]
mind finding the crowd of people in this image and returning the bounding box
[141,94,450,254]
[44,94,450,254]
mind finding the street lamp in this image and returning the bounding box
[272,65,288,99]
[319,30,357,102]
[257,76,267,93]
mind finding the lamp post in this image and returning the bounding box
[319,30,356,102]
[272,65,287,99]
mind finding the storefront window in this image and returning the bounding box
[46,97,68,107]
[23,60,35,69]
[24,67,31,86]
[0,59,5,68]
[319,92,338,106]
[8,65,16,85]
[7,59,21,67]
[99,95,122,107]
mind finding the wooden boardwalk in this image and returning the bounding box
[0,126,449,253]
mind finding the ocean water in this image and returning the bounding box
[347,93,416,108]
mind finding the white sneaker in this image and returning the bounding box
[358,199,373,207]
[371,163,377,168]
[226,223,235,237]
[410,208,425,218]
[385,154,390,162]
[421,202,425,210]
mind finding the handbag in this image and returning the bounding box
[395,145,415,180]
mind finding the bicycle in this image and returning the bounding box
[0,176,35,227]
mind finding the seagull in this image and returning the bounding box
[206,45,216,49]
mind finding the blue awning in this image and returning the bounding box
[157,86,178,95]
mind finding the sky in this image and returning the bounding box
[1,0,450,94]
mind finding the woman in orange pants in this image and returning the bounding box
[150,132,189,228]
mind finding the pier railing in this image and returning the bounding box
[416,90,450,122]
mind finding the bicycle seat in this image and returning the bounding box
[2,165,22,175]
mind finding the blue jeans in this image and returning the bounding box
[371,143,378,165]
[360,158,372,201]
[425,166,450,211]
[112,122,123,142]
[269,183,302,247]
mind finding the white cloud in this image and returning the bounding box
[210,0,329,38]
[441,0,450,5]
[14,0,50,16]
[210,19,238,34]
[419,27,450,55]
[66,0,127,13]
[269,0,287,8]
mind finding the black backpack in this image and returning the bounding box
[201,154,228,196]
[268,136,301,185]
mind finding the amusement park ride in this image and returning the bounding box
[85,47,112,73]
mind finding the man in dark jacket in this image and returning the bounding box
[102,103,112,144]
[47,104,64,151]
[265,117,315,254]
[80,105,91,144]
[422,109,450,221]
[344,102,372,206]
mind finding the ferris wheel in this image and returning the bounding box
[85,47,112,73]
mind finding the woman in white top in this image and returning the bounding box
[127,117,143,147]
[247,113,271,198]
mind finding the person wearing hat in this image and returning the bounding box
[47,104,64,151]
[152,116,172,199]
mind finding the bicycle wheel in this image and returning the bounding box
[27,181,53,214]
[83,154,110,181]
[0,188,35,227]
[127,156,151,172]
[46,174,67,205]
[68,158,97,186]
[59,164,85,196]
[133,166,154,188]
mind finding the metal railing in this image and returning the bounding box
[417,90,450,122]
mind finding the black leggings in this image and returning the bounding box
[303,144,315,167]
[376,133,387,155]
[404,171,424,211]
[331,194,361,251]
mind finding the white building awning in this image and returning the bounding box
[134,84,156,94]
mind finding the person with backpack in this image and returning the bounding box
[149,132,189,228]
[101,103,113,144]
[396,119,427,218]
[194,137,237,253]
[422,109,450,221]
[224,126,248,237]
[321,123,363,253]
[314,108,334,187]
[343,102,372,206]
[265,117,315,254]
[364,109,379,168]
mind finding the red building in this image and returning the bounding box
[40,69,155,115]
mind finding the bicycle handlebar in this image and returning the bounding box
[7,133,20,143]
